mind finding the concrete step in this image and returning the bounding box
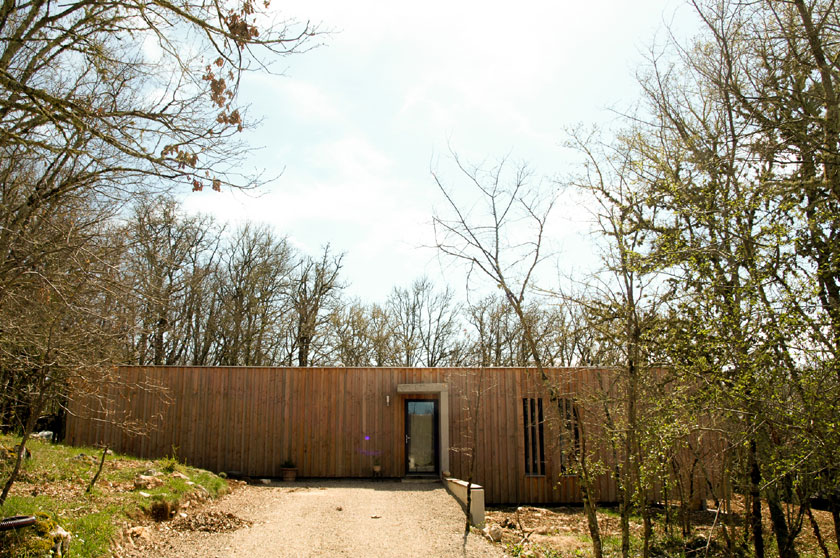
[401,476,441,484]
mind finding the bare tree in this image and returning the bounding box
[432,153,605,557]
[290,245,344,367]
[0,193,124,505]
[569,130,672,558]
[214,223,295,366]
[325,299,383,366]
[387,277,461,367]
[122,195,222,365]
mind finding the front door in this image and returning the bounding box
[405,400,438,475]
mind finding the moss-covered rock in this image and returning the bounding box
[0,513,71,558]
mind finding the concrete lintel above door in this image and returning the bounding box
[397,383,448,394]
[396,383,449,475]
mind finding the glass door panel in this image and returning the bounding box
[405,400,437,474]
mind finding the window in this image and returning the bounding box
[558,398,580,474]
[522,397,545,476]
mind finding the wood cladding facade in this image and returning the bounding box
[67,366,626,504]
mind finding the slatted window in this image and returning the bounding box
[522,397,545,476]
[558,398,581,473]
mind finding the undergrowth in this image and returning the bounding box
[0,433,229,557]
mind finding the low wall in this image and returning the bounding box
[444,477,485,527]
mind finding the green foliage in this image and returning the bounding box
[159,446,181,473]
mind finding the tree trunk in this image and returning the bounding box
[298,335,310,367]
[748,439,765,558]
[581,476,604,558]
[805,502,830,558]
[766,490,799,558]
[0,397,43,506]
[576,422,603,558]
[619,484,631,558]
[828,492,840,556]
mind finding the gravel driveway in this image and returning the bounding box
[118,480,506,558]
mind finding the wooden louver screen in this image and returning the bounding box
[558,398,580,473]
[522,397,545,476]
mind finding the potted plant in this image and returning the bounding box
[372,457,382,478]
[280,459,297,482]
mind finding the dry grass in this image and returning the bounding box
[485,500,839,558]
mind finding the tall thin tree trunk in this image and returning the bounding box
[0,395,44,506]
[805,502,830,558]
[767,490,799,558]
[748,439,765,558]
[829,493,840,556]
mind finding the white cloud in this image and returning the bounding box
[184,0,697,300]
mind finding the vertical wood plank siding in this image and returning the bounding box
[65,366,684,505]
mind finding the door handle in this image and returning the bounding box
[405,435,410,444]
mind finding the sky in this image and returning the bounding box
[181,0,697,303]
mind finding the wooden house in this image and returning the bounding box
[66,366,712,505]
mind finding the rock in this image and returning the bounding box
[260,478,271,485]
[135,474,164,490]
[485,524,503,542]
[127,525,152,541]
[50,525,71,556]
[169,471,189,480]
[139,491,151,498]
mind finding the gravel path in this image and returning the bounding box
[118,480,506,558]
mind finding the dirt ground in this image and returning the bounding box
[115,480,506,558]
[485,500,840,558]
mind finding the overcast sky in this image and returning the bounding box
[182,0,696,303]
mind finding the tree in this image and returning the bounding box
[432,153,607,557]
[290,245,344,367]
[569,130,673,558]
[214,223,294,366]
[387,277,462,367]
[0,192,124,505]
[0,0,316,504]
[121,195,222,366]
[0,0,317,196]
[613,2,840,554]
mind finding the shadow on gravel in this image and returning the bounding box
[238,478,444,493]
